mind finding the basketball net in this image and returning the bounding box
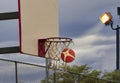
[45,37,72,71]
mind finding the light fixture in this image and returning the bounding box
[117,7,120,16]
[99,12,113,25]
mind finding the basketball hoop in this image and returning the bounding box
[38,37,73,71]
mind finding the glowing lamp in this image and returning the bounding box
[99,12,112,25]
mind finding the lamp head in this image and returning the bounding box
[117,7,120,16]
[99,12,113,25]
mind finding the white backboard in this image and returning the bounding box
[18,0,59,56]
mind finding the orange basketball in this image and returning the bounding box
[61,48,75,63]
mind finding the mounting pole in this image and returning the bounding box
[46,59,49,83]
[116,26,120,70]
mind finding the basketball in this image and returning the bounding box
[61,48,75,63]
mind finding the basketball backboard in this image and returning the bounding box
[18,0,59,57]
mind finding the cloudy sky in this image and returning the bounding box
[0,0,120,82]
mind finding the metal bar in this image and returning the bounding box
[46,59,49,83]
[15,61,18,83]
[0,46,20,54]
[0,12,18,20]
[0,58,46,68]
[53,70,56,83]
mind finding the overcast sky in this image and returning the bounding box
[0,0,120,82]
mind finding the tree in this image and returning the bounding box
[102,70,120,83]
[41,65,117,83]
[41,64,102,83]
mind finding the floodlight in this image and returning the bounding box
[99,12,112,25]
[117,7,120,16]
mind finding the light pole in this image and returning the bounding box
[99,7,120,70]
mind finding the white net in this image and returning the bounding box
[45,37,72,71]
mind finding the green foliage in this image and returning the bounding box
[41,65,117,83]
[88,70,101,77]
[102,70,120,82]
[67,64,91,74]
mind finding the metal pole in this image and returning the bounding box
[116,7,120,70]
[53,70,56,83]
[116,28,119,70]
[111,23,120,70]
[15,61,18,83]
[46,59,49,83]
